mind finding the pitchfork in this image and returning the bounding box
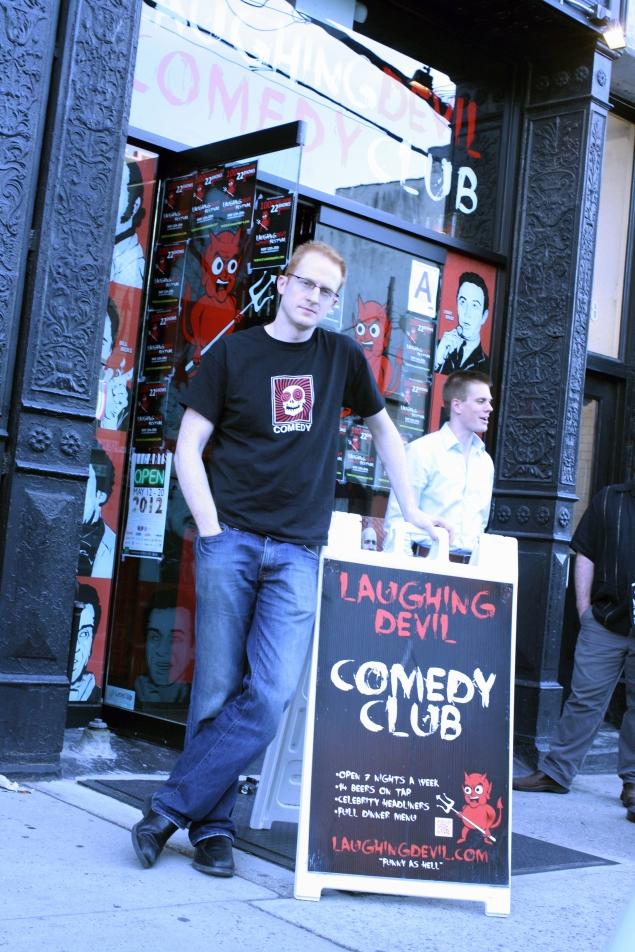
[436,792,497,843]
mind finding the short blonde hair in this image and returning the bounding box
[442,370,492,408]
[284,240,346,284]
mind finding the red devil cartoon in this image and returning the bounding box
[183,229,242,365]
[353,296,402,395]
[457,771,503,845]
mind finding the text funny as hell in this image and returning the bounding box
[330,660,496,741]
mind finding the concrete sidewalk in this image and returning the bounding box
[1,738,634,952]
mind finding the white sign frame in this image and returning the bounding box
[294,533,517,917]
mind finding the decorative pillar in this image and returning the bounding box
[493,45,613,761]
[0,0,141,775]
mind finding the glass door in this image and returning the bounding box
[315,210,445,549]
[313,206,498,552]
[559,372,623,701]
[102,123,304,737]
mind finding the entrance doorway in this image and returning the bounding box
[558,371,623,704]
[101,123,304,742]
[98,124,503,744]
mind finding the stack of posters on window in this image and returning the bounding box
[123,164,294,580]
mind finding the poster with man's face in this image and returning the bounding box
[68,577,111,703]
[428,252,497,432]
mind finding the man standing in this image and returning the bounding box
[131,240,451,876]
[383,370,494,561]
[434,272,490,375]
[514,480,635,821]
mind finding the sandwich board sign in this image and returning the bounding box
[294,532,517,916]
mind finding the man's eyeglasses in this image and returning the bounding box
[286,273,340,305]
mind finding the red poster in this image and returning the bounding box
[428,253,497,431]
[180,227,245,370]
[71,148,158,705]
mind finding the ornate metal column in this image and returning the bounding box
[0,0,141,775]
[492,45,613,760]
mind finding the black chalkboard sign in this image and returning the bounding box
[295,543,516,914]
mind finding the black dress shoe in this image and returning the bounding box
[620,782,635,808]
[132,806,178,868]
[193,835,235,877]
[512,770,569,794]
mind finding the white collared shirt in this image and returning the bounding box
[110,233,145,289]
[383,423,494,553]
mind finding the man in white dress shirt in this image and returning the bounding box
[384,370,494,561]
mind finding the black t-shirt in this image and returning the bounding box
[571,481,635,635]
[181,325,384,545]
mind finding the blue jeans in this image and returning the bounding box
[152,525,319,845]
[542,608,635,787]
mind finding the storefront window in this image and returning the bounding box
[588,112,634,359]
[315,221,441,517]
[102,1,508,727]
[102,129,501,723]
[315,218,497,537]
[104,136,302,722]
[130,0,506,252]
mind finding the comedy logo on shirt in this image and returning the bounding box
[271,376,313,433]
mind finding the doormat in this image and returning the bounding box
[80,777,617,877]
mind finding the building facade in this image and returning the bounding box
[0,0,633,774]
